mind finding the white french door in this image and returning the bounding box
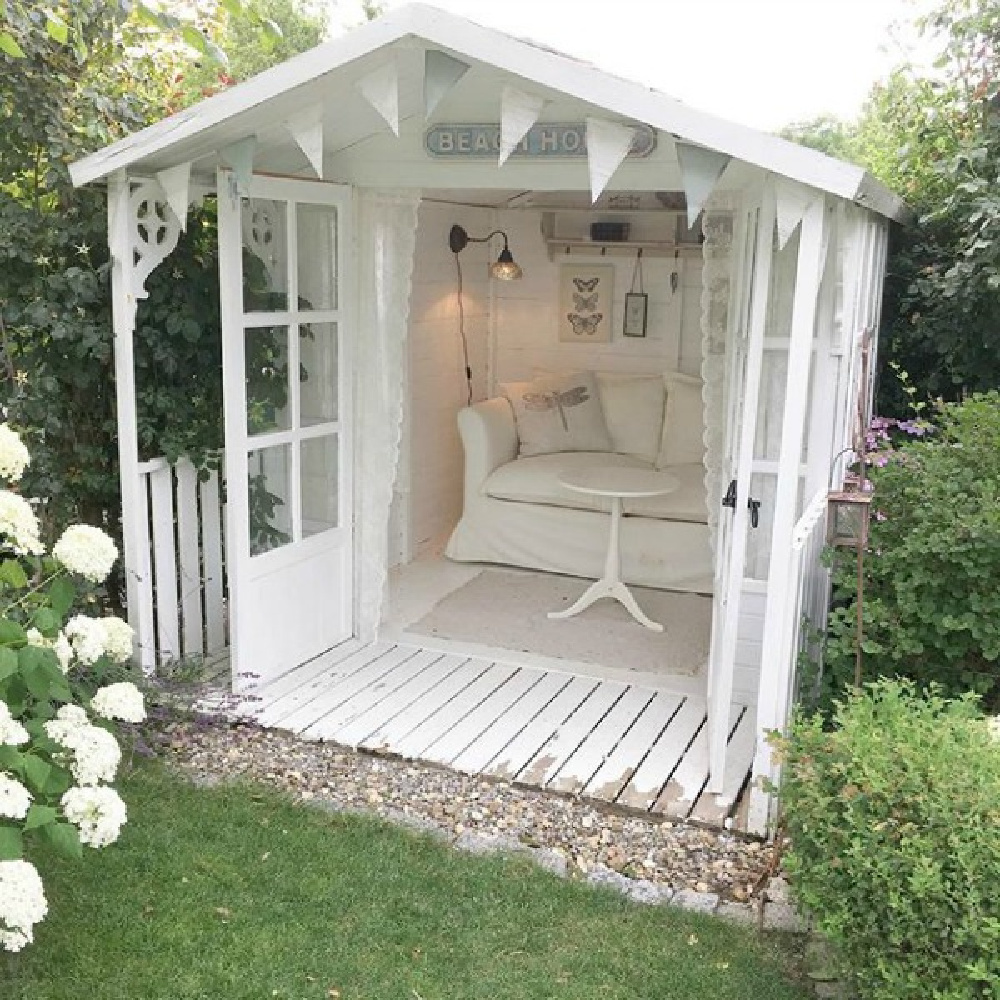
[706,182,775,792]
[218,172,353,688]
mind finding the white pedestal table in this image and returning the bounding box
[547,466,679,632]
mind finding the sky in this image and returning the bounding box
[332,0,936,131]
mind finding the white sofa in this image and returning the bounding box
[445,374,714,593]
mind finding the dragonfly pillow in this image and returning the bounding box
[501,371,613,457]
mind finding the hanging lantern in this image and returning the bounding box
[826,483,872,549]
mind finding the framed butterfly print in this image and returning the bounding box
[558,264,613,343]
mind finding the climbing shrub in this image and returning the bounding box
[775,679,1000,999]
[819,392,1000,713]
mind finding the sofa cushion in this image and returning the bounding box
[594,372,665,464]
[501,371,612,457]
[484,453,708,523]
[657,372,705,468]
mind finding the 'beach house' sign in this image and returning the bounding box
[425,122,656,158]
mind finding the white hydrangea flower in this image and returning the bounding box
[988,716,1000,742]
[64,616,107,666]
[43,703,90,744]
[52,524,118,583]
[64,616,133,666]
[99,617,133,663]
[90,682,145,724]
[0,860,47,953]
[61,785,127,849]
[0,771,31,820]
[0,424,30,483]
[66,725,121,786]
[0,701,29,746]
[0,490,43,556]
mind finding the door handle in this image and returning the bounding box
[722,479,761,527]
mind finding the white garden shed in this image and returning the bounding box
[70,3,907,835]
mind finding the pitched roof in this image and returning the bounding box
[69,2,909,223]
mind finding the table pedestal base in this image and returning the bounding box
[547,494,664,632]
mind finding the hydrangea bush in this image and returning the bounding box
[0,424,144,952]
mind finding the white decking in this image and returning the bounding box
[244,637,756,832]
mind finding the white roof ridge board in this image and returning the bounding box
[68,2,911,224]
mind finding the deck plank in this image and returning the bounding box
[688,708,757,826]
[424,667,549,768]
[450,671,572,775]
[330,650,461,748]
[651,703,742,819]
[278,645,421,735]
[481,675,599,782]
[391,661,520,760]
[515,679,628,788]
[253,640,391,727]
[580,691,684,804]
[615,697,707,811]
[359,654,490,752]
[301,648,442,743]
[546,687,655,795]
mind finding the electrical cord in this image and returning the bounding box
[453,250,474,406]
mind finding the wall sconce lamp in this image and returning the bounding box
[449,224,523,280]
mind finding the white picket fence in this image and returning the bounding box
[134,456,227,671]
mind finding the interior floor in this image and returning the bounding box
[383,551,713,700]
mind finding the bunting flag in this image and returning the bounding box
[357,62,400,136]
[155,162,192,231]
[585,117,636,203]
[499,85,546,165]
[675,142,731,229]
[286,105,325,178]
[220,136,256,196]
[424,50,469,118]
[775,177,818,250]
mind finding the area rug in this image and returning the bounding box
[408,568,711,676]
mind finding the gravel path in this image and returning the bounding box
[150,716,779,906]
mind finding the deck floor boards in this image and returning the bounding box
[246,639,755,832]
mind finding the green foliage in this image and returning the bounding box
[775,679,1000,999]
[819,393,1000,712]
[781,1,1000,412]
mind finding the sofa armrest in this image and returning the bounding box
[457,397,518,500]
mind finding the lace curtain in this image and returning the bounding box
[356,190,420,641]
[700,197,735,564]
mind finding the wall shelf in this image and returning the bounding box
[539,211,702,262]
[543,237,703,261]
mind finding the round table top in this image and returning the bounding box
[558,466,679,499]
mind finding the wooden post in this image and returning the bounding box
[108,172,157,673]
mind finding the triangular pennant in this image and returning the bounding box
[286,106,324,178]
[499,85,546,166]
[675,142,731,228]
[357,62,399,136]
[424,50,469,118]
[155,162,192,231]
[585,117,636,203]
[775,178,818,250]
[220,136,256,196]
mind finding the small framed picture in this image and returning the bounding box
[623,292,648,337]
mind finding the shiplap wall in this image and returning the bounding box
[492,209,703,383]
[401,201,492,557]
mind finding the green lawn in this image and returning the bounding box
[2,767,809,1000]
